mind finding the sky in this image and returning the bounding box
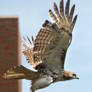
[0,0,92,92]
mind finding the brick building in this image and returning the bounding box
[0,17,21,92]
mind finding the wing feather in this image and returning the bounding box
[65,0,70,17]
[69,5,75,22]
[60,0,64,16]
[49,10,58,23]
[71,15,78,31]
[54,2,61,21]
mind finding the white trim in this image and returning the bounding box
[0,16,18,18]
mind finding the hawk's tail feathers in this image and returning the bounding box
[3,65,38,80]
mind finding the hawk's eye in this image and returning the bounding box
[73,74,76,76]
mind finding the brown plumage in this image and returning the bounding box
[3,0,79,92]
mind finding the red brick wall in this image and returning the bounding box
[0,17,21,92]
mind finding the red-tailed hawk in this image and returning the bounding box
[3,0,79,92]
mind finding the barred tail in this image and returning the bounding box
[3,65,38,80]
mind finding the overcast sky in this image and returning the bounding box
[0,0,92,92]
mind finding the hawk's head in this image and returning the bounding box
[63,70,79,80]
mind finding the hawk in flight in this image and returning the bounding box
[3,0,79,92]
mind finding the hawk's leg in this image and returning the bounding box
[31,75,53,91]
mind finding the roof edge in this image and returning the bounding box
[0,16,18,19]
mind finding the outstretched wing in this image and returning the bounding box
[23,0,77,70]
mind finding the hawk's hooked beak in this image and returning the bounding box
[75,76,79,79]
